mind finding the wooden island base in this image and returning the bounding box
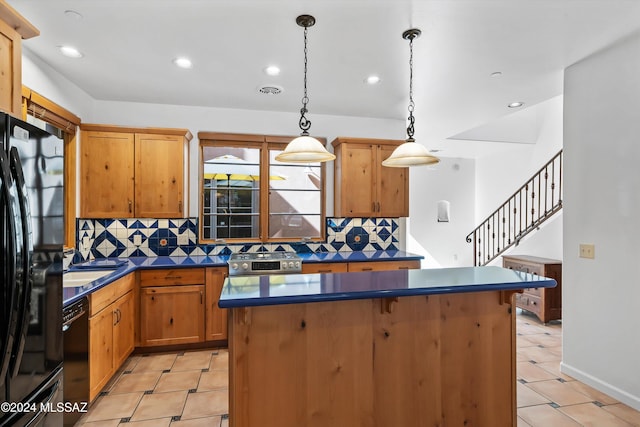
[228,290,516,427]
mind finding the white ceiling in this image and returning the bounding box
[9,0,640,158]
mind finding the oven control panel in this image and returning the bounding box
[228,252,302,275]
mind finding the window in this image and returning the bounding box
[199,133,326,243]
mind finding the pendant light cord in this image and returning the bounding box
[406,34,416,142]
[299,25,312,136]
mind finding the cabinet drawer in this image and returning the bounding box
[503,262,543,276]
[348,260,420,272]
[302,263,349,274]
[515,293,542,315]
[90,273,135,316]
[524,286,544,297]
[139,268,205,287]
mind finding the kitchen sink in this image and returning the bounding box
[63,270,113,288]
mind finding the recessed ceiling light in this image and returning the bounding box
[490,71,502,78]
[264,66,281,76]
[365,75,381,85]
[508,101,524,108]
[64,10,83,20]
[258,85,283,95]
[173,57,193,69]
[59,45,83,58]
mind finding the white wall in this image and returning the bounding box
[21,48,94,119]
[562,31,640,410]
[475,96,564,265]
[406,157,476,267]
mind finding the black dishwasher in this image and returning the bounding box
[62,297,89,427]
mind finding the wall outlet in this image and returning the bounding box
[579,243,595,259]
[177,235,189,245]
[133,234,142,246]
[335,232,345,242]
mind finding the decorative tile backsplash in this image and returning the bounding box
[76,217,400,259]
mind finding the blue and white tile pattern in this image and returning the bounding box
[76,217,400,259]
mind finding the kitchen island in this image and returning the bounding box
[219,267,557,427]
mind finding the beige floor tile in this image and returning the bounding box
[121,418,172,427]
[170,416,223,426]
[109,371,162,394]
[517,361,560,383]
[133,353,178,372]
[603,403,640,426]
[517,416,533,427]
[565,380,619,405]
[527,379,594,407]
[172,351,215,372]
[535,361,575,381]
[210,351,229,371]
[516,345,562,363]
[516,321,550,336]
[83,392,143,422]
[517,335,539,348]
[181,390,229,420]
[523,333,562,348]
[130,390,188,421]
[121,355,142,372]
[198,370,229,391]
[518,404,581,427]
[517,382,552,408]
[155,370,202,393]
[559,402,635,426]
[79,420,121,427]
[220,418,229,427]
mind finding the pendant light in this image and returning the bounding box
[275,15,335,163]
[382,28,440,168]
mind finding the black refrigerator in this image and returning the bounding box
[1,113,64,427]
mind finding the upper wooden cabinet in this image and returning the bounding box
[80,124,192,218]
[332,137,409,217]
[0,1,39,116]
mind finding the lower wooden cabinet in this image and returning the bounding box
[301,262,349,274]
[502,255,562,323]
[88,274,134,401]
[205,268,228,341]
[139,269,206,347]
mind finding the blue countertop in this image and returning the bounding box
[62,250,423,307]
[218,266,557,308]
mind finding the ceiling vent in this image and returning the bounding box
[258,85,283,95]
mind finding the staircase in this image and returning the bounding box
[466,150,563,266]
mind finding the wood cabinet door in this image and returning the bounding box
[140,285,205,346]
[205,268,228,341]
[135,133,185,218]
[377,145,409,217]
[88,307,114,401]
[80,131,135,217]
[338,144,376,216]
[112,291,134,368]
[0,20,22,116]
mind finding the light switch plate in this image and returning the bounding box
[579,243,595,259]
[177,235,189,245]
[335,232,345,242]
[133,234,142,246]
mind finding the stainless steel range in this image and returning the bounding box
[228,252,302,276]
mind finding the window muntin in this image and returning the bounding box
[202,147,260,240]
[199,136,325,243]
[268,149,322,239]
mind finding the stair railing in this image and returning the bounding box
[466,150,563,266]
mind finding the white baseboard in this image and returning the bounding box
[560,362,640,411]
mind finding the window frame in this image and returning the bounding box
[198,132,327,244]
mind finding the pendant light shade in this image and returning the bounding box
[276,15,335,163]
[382,28,440,168]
